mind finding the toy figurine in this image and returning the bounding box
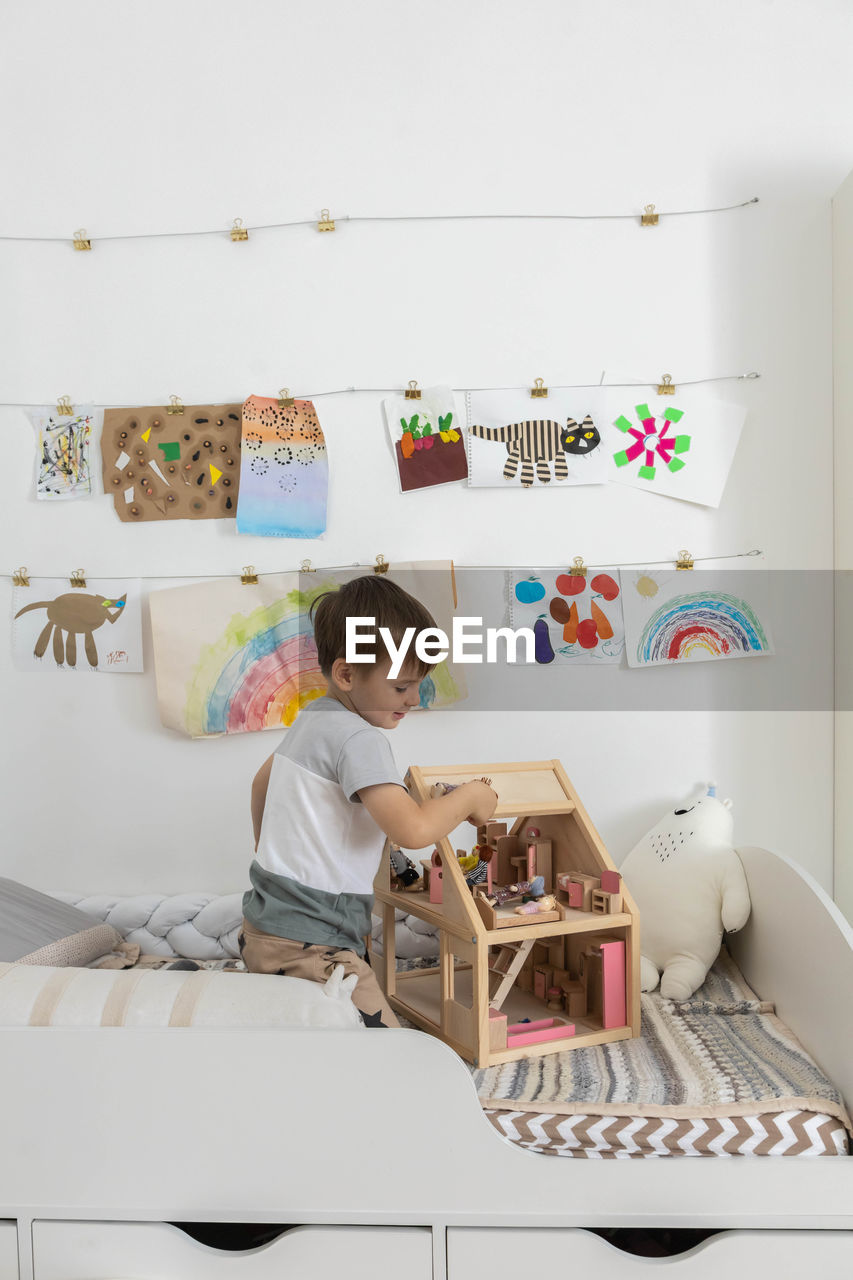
[389,844,421,890]
[485,876,545,907]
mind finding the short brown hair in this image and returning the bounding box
[310,575,438,677]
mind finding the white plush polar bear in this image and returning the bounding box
[620,784,751,1001]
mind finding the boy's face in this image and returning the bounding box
[329,656,424,729]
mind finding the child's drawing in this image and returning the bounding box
[605,388,747,508]
[236,396,328,537]
[150,562,465,738]
[383,386,468,492]
[612,403,690,479]
[467,390,609,488]
[101,403,243,522]
[29,406,97,499]
[509,568,624,664]
[471,415,600,486]
[12,578,143,672]
[621,570,774,668]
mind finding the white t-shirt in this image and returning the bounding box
[243,697,404,951]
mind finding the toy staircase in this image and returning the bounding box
[488,939,536,1009]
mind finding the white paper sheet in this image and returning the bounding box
[509,567,624,664]
[467,389,610,488]
[27,405,101,500]
[12,577,143,672]
[604,386,746,508]
[620,569,774,667]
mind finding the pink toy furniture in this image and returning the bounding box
[586,938,626,1029]
[506,1017,575,1048]
[429,850,444,905]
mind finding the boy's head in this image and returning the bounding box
[309,575,438,729]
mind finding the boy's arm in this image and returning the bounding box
[359,779,497,850]
[251,754,275,851]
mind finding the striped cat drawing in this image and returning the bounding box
[468,415,601,486]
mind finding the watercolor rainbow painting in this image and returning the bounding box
[184,587,327,736]
[180,580,461,738]
[635,591,771,665]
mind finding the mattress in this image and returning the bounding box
[480,1106,849,1158]
[473,949,852,1159]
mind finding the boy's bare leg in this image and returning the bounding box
[239,920,400,1028]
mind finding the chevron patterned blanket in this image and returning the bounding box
[474,949,852,1158]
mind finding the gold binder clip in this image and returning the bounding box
[317,208,336,232]
[569,555,587,578]
[72,228,92,250]
[404,381,421,400]
[657,374,676,395]
[530,377,548,399]
[641,203,659,226]
[230,217,249,242]
[675,550,694,571]
[70,569,86,588]
[167,395,184,415]
[56,395,74,417]
[300,559,315,573]
[12,567,30,587]
[374,555,389,575]
[241,565,258,585]
[278,388,295,408]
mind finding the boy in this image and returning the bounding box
[240,575,497,1027]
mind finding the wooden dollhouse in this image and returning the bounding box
[373,760,641,1068]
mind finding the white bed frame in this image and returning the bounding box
[2,846,853,1280]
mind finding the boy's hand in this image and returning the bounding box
[464,780,498,826]
[360,778,497,850]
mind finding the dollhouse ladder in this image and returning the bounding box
[488,938,536,1011]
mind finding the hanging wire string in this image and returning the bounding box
[0,197,760,244]
[4,550,763,583]
[305,372,761,399]
[583,549,762,570]
[0,371,760,410]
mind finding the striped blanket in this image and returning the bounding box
[473,949,852,1158]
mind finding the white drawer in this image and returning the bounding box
[447,1227,853,1279]
[33,1221,432,1280]
[0,1222,17,1280]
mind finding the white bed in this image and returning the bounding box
[2,844,852,1280]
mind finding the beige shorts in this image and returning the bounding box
[239,919,400,1028]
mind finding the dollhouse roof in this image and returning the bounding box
[407,760,577,820]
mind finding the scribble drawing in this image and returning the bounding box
[37,414,92,496]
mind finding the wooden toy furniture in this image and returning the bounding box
[373,759,641,1067]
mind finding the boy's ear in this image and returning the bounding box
[330,657,356,691]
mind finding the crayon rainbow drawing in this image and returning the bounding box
[635,591,771,665]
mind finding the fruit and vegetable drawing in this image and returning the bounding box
[399,411,460,458]
[384,389,469,492]
[511,569,624,663]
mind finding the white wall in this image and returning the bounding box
[834,170,853,919]
[0,0,850,895]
